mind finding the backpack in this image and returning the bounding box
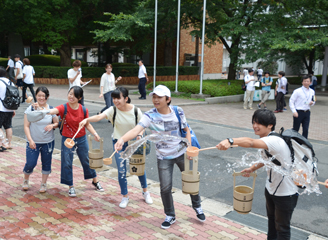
[112,106,151,155]
[266,127,318,191]
[173,105,201,148]
[0,79,20,110]
[58,103,86,135]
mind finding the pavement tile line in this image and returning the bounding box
[0,136,271,240]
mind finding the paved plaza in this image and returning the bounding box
[0,83,327,239]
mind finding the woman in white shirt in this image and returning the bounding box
[80,87,153,208]
[22,58,36,103]
[98,64,122,114]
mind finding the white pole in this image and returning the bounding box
[175,0,181,92]
[199,0,206,94]
[153,0,158,88]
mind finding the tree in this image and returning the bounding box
[1,0,125,66]
[93,0,180,66]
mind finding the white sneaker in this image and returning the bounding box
[119,197,129,208]
[39,183,47,193]
[22,180,29,191]
[143,191,153,204]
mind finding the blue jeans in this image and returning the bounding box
[23,140,55,175]
[61,135,97,186]
[100,91,113,113]
[157,154,201,217]
[138,77,147,98]
[112,139,147,195]
[265,188,298,240]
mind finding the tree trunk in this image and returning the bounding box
[194,36,199,67]
[164,40,172,66]
[58,42,72,67]
[308,49,315,73]
[228,62,237,80]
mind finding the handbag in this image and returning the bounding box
[242,84,246,91]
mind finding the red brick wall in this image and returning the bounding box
[179,28,223,74]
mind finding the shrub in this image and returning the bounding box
[147,80,245,97]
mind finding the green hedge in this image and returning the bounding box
[147,80,245,97]
[0,58,7,68]
[33,66,199,78]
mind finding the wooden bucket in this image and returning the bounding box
[182,153,200,195]
[129,141,146,176]
[233,171,257,214]
[88,135,104,169]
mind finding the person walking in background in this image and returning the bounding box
[5,56,15,83]
[243,68,248,79]
[257,67,263,81]
[14,54,24,99]
[138,59,148,100]
[243,68,256,110]
[289,75,315,139]
[98,63,122,114]
[309,71,317,90]
[80,87,153,209]
[23,86,59,193]
[30,86,104,197]
[22,58,36,103]
[258,71,273,109]
[67,60,86,105]
[0,67,15,150]
[274,71,287,113]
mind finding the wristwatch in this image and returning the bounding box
[227,138,234,146]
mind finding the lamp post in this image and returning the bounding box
[175,0,181,92]
[153,0,158,88]
[199,0,206,94]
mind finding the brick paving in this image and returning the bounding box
[0,141,268,239]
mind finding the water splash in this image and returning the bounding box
[223,149,321,195]
[120,133,190,160]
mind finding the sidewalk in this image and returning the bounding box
[0,137,268,240]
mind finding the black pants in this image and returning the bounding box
[265,188,298,240]
[138,77,147,99]
[275,92,285,111]
[22,82,36,103]
[293,110,310,139]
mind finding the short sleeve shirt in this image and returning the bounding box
[261,77,272,92]
[245,75,255,91]
[138,65,147,78]
[22,65,35,84]
[104,105,143,139]
[260,135,298,196]
[24,104,56,143]
[67,68,82,88]
[55,104,89,138]
[15,61,23,79]
[138,106,188,160]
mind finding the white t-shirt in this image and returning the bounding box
[277,77,287,94]
[261,135,298,196]
[138,65,147,78]
[138,106,188,160]
[257,69,263,75]
[7,59,14,68]
[24,105,56,143]
[67,68,82,88]
[22,65,35,84]
[243,69,248,76]
[104,105,143,140]
[15,60,23,79]
[245,75,255,91]
[100,73,116,94]
[0,77,15,112]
